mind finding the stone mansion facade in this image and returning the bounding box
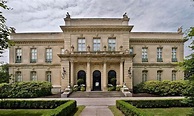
[9,13,185,92]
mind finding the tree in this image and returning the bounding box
[0,0,13,57]
[0,63,10,83]
[179,27,194,115]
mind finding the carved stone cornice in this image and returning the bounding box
[60,26,133,32]
[13,39,64,45]
[133,63,178,67]
[9,63,61,67]
[130,38,186,43]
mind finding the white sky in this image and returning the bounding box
[0,0,194,63]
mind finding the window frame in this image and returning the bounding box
[172,48,177,62]
[30,48,37,63]
[15,48,22,63]
[46,71,52,82]
[30,71,37,81]
[108,38,116,51]
[93,38,101,51]
[157,47,163,62]
[172,71,177,81]
[157,71,162,81]
[142,70,148,82]
[142,47,148,62]
[15,71,22,82]
[78,38,86,51]
[45,48,52,63]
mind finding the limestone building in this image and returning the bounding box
[9,13,185,92]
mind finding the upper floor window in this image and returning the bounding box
[30,48,37,63]
[172,48,177,62]
[46,71,51,82]
[61,48,65,54]
[172,71,176,81]
[15,71,22,82]
[78,38,86,51]
[157,71,162,81]
[108,38,116,51]
[30,71,37,81]
[142,47,148,62]
[93,38,101,51]
[15,48,22,63]
[129,47,133,54]
[142,70,148,82]
[46,48,52,63]
[157,47,163,62]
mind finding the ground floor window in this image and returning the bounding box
[46,71,51,82]
[15,71,22,82]
[108,70,117,86]
[30,71,37,81]
[77,70,86,86]
[142,70,148,82]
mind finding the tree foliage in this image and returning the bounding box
[0,63,10,83]
[0,0,13,57]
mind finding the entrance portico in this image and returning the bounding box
[58,51,135,91]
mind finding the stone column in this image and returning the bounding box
[86,62,91,91]
[103,62,107,91]
[70,61,74,87]
[120,61,124,85]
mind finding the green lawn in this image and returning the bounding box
[141,107,192,116]
[0,109,51,116]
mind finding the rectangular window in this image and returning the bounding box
[172,48,177,62]
[129,47,133,54]
[93,38,101,51]
[30,71,37,81]
[157,48,163,62]
[172,71,176,81]
[142,71,148,82]
[142,48,148,62]
[157,71,162,81]
[30,48,37,63]
[15,48,22,63]
[108,38,116,51]
[46,48,52,63]
[15,71,22,82]
[46,71,51,82]
[61,48,65,54]
[78,38,86,51]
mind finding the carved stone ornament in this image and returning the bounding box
[123,12,128,19]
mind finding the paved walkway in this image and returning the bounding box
[80,106,113,116]
[11,97,184,116]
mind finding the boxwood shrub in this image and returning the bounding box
[0,100,77,116]
[117,99,192,116]
[0,81,52,98]
[133,80,190,96]
[116,100,152,116]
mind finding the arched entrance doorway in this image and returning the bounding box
[108,70,117,86]
[77,70,86,86]
[93,70,101,91]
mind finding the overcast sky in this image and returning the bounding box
[0,0,194,63]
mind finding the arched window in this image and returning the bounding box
[77,70,86,85]
[108,70,116,86]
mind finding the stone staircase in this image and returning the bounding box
[68,91,125,98]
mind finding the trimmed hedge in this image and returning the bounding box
[0,81,52,98]
[42,100,77,116]
[133,80,190,96]
[0,100,77,116]
[126,99,193,108]
[116,99,192,116]
[0,100,67,109]
[116,100,152,116]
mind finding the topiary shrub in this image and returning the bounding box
[77,79,84,86]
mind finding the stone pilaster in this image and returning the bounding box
[86,61,91,91]
[61,60,70,91]
[120,61,124,85]
[70,61,74,86]
[103,62,107,91]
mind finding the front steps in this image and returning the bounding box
[68,91,125,98]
